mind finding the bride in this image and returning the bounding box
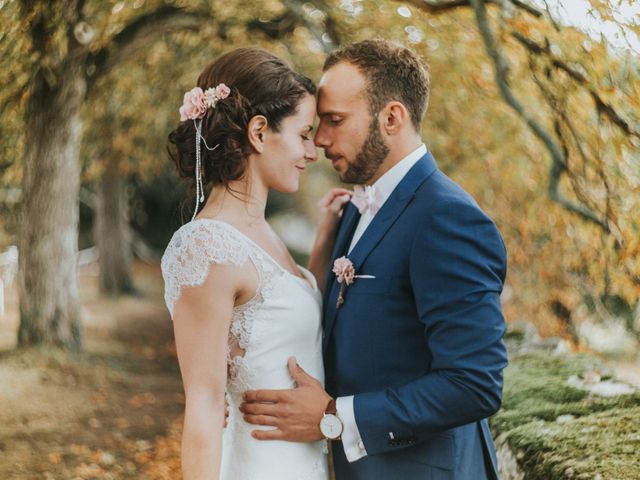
[161,47,350,479]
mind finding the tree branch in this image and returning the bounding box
[315,0,342,46]
[403,0,543,17]
[88,5,208,87]
[248,1,341,51]
[508,0,543,18]
[468,0,610,231]
[511,31,640,139]
[403,0,471,14]
[247,11,297,39]
[282,0,339,53]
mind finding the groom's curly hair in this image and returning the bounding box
[323,39,430,130]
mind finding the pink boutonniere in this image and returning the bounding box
[332,256,375,308]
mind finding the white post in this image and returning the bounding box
[0,246,18,317]
[0,277,4,316]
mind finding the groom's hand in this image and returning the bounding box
[240,357,332,442]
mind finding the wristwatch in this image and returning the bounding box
[319,398,343,440]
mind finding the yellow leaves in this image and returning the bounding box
[508,18,532,37]
[47,451,63,464]
[127,392,158,408]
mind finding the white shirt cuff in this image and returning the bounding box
[336,395,368,462]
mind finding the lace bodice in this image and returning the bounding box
[161,219,328,479]
[162,219,252,317]
[161,219,281,366]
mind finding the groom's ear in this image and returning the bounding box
[381,101,409,136]
[247,115,269,153]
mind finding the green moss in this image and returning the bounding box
[491,352,640,479]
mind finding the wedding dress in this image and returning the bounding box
[161,218,329,480]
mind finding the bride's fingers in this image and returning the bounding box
[251,428,286,440]
[328,194,351,212]
[318,188,352,208]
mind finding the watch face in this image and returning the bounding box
[320,414,343,439]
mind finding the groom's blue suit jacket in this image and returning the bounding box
[322,150,508,480]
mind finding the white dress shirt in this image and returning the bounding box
[337,143,427,462]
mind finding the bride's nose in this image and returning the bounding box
[305,145,318,163]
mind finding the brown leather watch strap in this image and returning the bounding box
[325,398,337,415]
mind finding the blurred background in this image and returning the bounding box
[0,0,638,478]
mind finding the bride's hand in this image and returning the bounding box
[316,188,352,237]
[308,188,352,289]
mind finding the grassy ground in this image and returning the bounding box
[0,263,184,479]
[492,342,640,479]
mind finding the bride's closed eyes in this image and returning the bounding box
[301,126,313,141]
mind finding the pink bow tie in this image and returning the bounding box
[351,185,383,215]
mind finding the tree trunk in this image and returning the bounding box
[17,59,86,349]
[95,160,135,295]
[15,0,206,349]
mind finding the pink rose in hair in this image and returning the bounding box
[215,83,231,99]
[179,87,207,121]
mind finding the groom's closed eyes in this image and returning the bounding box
[318,113,346,126]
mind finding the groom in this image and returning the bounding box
[241,40,508,479]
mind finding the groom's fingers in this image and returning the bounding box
[288,356,313,386]
[251,428,286,441]
[243,389,290,403]
[239,400,280,416]
[243,414,280,427]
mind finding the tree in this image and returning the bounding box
[15,1,205,348]
[2,0,637,350]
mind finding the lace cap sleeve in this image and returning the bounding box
[161,220,250,318]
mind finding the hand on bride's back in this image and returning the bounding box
[316,188,352,236]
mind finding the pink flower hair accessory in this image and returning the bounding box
[178,82,230,221]
[179,83,231,121]
[179,87,207,122]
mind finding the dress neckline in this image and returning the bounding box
[191,218,318,293]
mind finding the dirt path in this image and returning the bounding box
[0,263,184,479]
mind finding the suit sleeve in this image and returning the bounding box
[352,199,508,456]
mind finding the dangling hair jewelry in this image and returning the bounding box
[178,83,231,221]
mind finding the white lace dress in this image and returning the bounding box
[161,219,329,480]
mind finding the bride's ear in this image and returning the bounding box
[247,115,269,153]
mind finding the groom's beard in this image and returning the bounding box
[341,116,390,185]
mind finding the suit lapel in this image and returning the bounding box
[322,202,360,304]
[322,203,360,348]
[323,151,438,353]
[349,151,437,272]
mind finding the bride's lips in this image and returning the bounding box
[295,165,305,172]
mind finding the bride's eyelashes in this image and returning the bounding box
[301,127,314,141]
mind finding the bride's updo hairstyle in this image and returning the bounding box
[168,47,316,195]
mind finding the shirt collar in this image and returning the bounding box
[372,143,427,204]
